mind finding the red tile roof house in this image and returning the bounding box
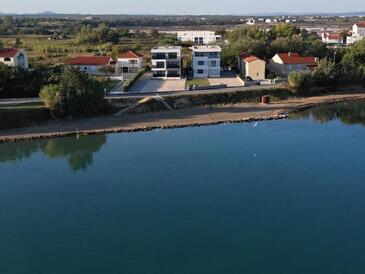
[65,56,114,75]
[0,48,29,70]
[321,32,344,45]
[268,52,319,77]
[116,50,144,80]
[237,53,266,80]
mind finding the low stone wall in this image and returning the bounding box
[110,87,294,114]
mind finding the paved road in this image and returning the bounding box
[106,83,284,99]
[0,97,42,106]
[0,83,284,105]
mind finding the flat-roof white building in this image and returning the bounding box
[177,31,222,45]
[191,45,221,78]
[151,46,182,79]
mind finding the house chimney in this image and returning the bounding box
[288,52,292,56]
[315,57,319,62]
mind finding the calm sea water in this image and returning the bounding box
[1,101,365,274]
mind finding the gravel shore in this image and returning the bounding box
[1,93,365,143]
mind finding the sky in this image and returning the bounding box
[1,0,365,15]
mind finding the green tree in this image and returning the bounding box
[274,23,299,38]
[39,67,108,117]
[288,71,305,90]
[312,58,335,86]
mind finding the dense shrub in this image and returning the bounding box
[0,64,55,98]
[40,67,108,117]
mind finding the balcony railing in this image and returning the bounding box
[152,54,180,60]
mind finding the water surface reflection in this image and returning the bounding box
[0,135,106,171]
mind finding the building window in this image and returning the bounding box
[84,67,88,71]
[197,69,204,74]
[198,61,205,66]
[287,65,292,71]
[211,60,217,67]
[123,67,129,73]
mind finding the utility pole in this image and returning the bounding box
[333,51,337,64]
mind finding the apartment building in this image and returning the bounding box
[177,31,222,45]
[0,48,28,70]
[191,45,221,78]
[151,46,182,79]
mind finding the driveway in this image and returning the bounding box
[129,73,186,93]
[209,71,244,87]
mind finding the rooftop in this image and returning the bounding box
[65,56,113,66]
[118,50,143,59]
[355,21,365,28]
[151,46,182,53]
[276,52,318,65]
[0,48,19,58]
[191,45,221,52]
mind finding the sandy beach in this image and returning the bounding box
[1,93,365,143]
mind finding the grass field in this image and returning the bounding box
[186,79,210,87]
[1,35,166,66]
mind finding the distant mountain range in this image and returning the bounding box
[0,10,365,17]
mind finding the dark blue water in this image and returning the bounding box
[1,101,365,274]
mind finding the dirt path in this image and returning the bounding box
[1,93,365,143]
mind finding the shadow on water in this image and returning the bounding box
[0,135,107,171]
[290,100,365,126]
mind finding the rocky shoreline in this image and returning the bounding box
[1,92,365,144]
[0,114,288,143]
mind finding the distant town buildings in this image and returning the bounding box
[151,46,182,79]
[176,31,222,45]
[191,45,221,78]
[238,54,266,81]
[0,48,28,70]
[65,56,114,75]
[347,22,365,45]
[246,19,255,25]
[116,50,144,80]
[269,52,318,77]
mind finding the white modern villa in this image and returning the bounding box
[191,45,221,78]
[0,48,29,70]
[177,31,222,45]
[347,22,365,44]
[151,46,182,79]
[116,50,144,80]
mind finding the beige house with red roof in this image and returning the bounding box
[65,56,114,75]
[269,52,318,77]
[238,54,266,81]
[0,48,28,70]
[116,50,144,80]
